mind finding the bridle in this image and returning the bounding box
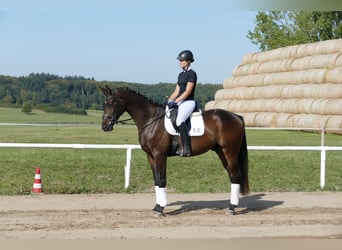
[102,95,134,126]
[102,94,165,128]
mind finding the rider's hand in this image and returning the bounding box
[167,100,177,109]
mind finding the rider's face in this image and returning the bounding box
[179,60,190,69]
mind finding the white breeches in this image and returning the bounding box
[176,100,196,126]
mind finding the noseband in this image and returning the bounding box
[102,113,118,125]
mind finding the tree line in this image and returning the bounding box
[0,73,222,114]
[248,11,342,51]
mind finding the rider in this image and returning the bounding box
[167,50,197,157]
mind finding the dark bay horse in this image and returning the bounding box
[100,86,249,216]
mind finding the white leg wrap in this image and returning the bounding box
[154,186,160,205]
[159,187,167,207]
[230,183,240,206]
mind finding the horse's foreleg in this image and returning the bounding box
[148,154,167,217]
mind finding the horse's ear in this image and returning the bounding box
[100,85,111,96]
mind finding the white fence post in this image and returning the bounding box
[320,148,326,189]
[124,147,132,189]
[320,127,326,189]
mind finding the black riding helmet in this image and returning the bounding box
[177,50,194,62]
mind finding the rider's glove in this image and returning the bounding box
[167,100,177,109]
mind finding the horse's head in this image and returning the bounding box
[100,86,126,131]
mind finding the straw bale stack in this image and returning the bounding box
[205,39,342,133]
[291,53,341,70]
[208,98,342,116]
[325,67,342,83]
[214,84,342,100]
[263,69,327,85]
[325,116,342,133]
[234,54,342,76]
[275,113,294,127]
[241,39,342,64]
[254,113,277,127]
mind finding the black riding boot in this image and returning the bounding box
[176,122,191,157]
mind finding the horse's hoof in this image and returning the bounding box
[226,204,236,216]
[175,149,191,157]
[150,210,165,218]
[226,208,235,216]
[151,204,166,218]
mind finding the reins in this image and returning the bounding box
[102,114,135,126]
[142,111,165,129]
[103,111,165,128]
[117,117,135,125]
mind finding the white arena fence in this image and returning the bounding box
[0,143,141,190]
[1,138,341,189]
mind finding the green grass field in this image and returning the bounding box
[0,107,341,195]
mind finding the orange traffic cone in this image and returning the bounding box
[32,167,43,194]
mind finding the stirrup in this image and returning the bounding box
[176,148,191,157]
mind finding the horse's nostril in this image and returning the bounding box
[102,122,113,131]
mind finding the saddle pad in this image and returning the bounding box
[164,112,205,136]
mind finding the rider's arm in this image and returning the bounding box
[168,85,180,101]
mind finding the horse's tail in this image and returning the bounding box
[238,119,249,195]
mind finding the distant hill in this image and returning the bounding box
[0,73,221,114]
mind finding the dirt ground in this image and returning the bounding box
[0,192,341,239]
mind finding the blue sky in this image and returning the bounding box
[1,0,259,84]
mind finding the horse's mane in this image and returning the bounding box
[116,87,163,107]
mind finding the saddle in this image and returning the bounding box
[164,106,204,136]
